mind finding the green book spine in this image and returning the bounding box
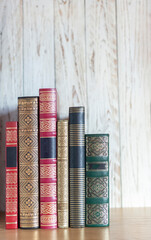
[85,134,109,227]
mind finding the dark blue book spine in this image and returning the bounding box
[69,107,85,228]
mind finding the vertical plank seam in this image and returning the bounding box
[53,0,56,88]
[22,0,24,96]
[84,0,88,133]
[115,0,122,208]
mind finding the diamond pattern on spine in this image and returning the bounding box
[86,136,108,157]
[86,204,108,225]
[20,196,39,210]
[19,113,38,129]
[18,97,39,228]
[86,177,108,198]
[19,150,38,164]
[20,180,38,194]
[19,165,38,179]
[19,134,38,149]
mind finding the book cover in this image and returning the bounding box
[57,120,69,228]
[18,97,39,228]
[39,88,57,229]
[69,107,85,228]
[5,121,18,229]
[85,134,109,227]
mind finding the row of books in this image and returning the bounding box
[5,88,109,229]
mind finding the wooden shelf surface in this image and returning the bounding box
[0,208,151,240]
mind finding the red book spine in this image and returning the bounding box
[5,121,18,229]
[39,88,57,229]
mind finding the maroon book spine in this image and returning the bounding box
[39,88,57,229]
[5,121,18,229]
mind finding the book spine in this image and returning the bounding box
[5,121,18,229]
[57,120,69,228]
[39,88,57,229]
[18,97,39,228]
[85,134,109,227]
[69,107,85,228]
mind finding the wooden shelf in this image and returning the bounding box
[0,208,151,240]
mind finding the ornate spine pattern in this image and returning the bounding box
[86,134,109,227]
[57,120,69,228]
[18,97,39,228]
[5,121,18,229]
[39,88,57,229]
[69,107,85,228]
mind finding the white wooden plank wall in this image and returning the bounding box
[85,0,121,207]
[117,0,151,207]
[0,0,150,211]
[55,0,87,122]
[0,0,23,211]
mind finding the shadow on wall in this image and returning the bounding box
[0,109,18,212]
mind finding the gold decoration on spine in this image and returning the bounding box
[57,120,69,228]
[18,97,39,228]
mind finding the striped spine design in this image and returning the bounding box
[69,107,85,228]
[39,88,57,229]
[57,120,69,228]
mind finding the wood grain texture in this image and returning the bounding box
[23,0,55,95]
[117,0,151,207]
[0,0,23,211]
[1,208,151,240]
[55,0,87,123]
[85,0,121,207]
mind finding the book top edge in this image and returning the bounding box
[57,120,68,123]
[69,106,85,113]
[86,134,109,137]
[39,88,56,92]
[6,121,17,127]
[18,96,39,99]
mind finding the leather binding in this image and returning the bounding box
[57,120,69,228]
[69,107,85,228]
[5,121,18,229]
[18,97,39,228]
[39,88,57,229]
[85,134,109,227]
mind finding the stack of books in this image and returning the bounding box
[5,88,109,229]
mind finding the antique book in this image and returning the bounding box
[18,97,39,228]
[85,134,109,227]
[5,121,18,229]
[39,88,57,229]
[69,107,85,228]
[57,120,69,228]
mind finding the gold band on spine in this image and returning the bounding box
[69,107,85,113]
[57,120,69,228]
[18,97,39,228]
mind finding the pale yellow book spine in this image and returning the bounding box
[57,120,69,228]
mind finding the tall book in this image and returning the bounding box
[18,97,39,228]
[85,134,109,227]
[57,120,69,228]
[39,88,57,229]
[69,107,85,228]
[5,121,18,229]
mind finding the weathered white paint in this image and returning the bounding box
[23,0,55,95]
[86,0,121,207]
[0,0,23,211]
[55,0,87,124]
[117,0,151,207]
